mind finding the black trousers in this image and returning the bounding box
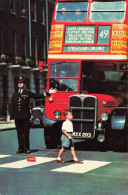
[15,118,30,151]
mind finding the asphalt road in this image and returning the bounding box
[0,128,128,195]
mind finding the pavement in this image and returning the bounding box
[0,123,15,131]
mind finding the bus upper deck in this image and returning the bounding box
[48,0,128,61]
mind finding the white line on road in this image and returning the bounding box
[0,157,56,168]
[51,160,111,174]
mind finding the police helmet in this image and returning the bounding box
[18,75,26,83]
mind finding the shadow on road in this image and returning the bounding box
[30,149,40,153]
[74,140,127,153]
[74,140,113,152]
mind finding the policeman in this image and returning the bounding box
[10,75,51,154]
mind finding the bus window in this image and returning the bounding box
[49,62,79,91]
[55,1,88,22]
[81,62,128,94]
[50,78,78,91]
[97,71,128,92]
[50,62,79,78]
[120,72,128,80]
[104,71,123,81]
[90,1,126,21]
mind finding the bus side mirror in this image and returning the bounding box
[39,61,44,70]
[39,61,48,71]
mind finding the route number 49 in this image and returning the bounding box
[99,30,109,38]
[98,26,110,44]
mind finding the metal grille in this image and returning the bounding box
[69,95,97,138]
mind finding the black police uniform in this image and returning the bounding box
[10,76,49,154]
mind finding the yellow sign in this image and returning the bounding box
[111,24,128,54]
[48,25,64,54]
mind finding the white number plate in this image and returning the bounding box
[72,132,91,138]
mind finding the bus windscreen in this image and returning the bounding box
[50,62,79,77]
[49,62,79,91]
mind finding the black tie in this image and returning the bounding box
[19,89,22,94]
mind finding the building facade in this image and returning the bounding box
[0,0,56,121]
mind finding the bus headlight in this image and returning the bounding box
[97,134,105,143]
[49,96,53,103]
[101,113,108,121]
[54,110,62,119]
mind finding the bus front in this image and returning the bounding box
[44,0,128,149]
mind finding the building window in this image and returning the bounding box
[0,27,3,55]
[12,30,16,57]
[20,0,27,17]
[10,0,16,14]
[41,4,45,24]
[21,33,26,59]
[32,37,37,66]
[41,39,46,62]
[31,0,37,21]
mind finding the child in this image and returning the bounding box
[57,109,83,164]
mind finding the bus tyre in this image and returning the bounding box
[44,127,61,149]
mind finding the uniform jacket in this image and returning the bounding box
[10,89,48,120]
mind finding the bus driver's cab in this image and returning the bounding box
[81,62,95,93]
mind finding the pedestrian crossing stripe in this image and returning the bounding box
[0,157,56,169]
[0,155,11,158]
[0,155,111,173]
[51,160,111,174]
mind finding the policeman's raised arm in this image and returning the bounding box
[28,88,57,99]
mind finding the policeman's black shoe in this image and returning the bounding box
[16,149,24,154]
[25,150,30,154]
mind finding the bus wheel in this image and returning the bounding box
[44,127,61,149]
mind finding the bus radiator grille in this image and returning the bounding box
[69,95,97,138]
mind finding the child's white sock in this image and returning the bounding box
[57,157,61,160]
[74,157,78,161]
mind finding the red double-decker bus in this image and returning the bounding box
[41,0,128,150]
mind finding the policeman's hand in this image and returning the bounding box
[10,120,14,124]
[49,88,57,93]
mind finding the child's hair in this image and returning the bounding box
[63,109,72,117]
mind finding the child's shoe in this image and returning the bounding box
[74,160,83,164]
[56,159,66,163]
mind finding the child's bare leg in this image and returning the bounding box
[57,147,66,163]
[71,147,77,159]
[58,147,65,158]
[71,147,83,164]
